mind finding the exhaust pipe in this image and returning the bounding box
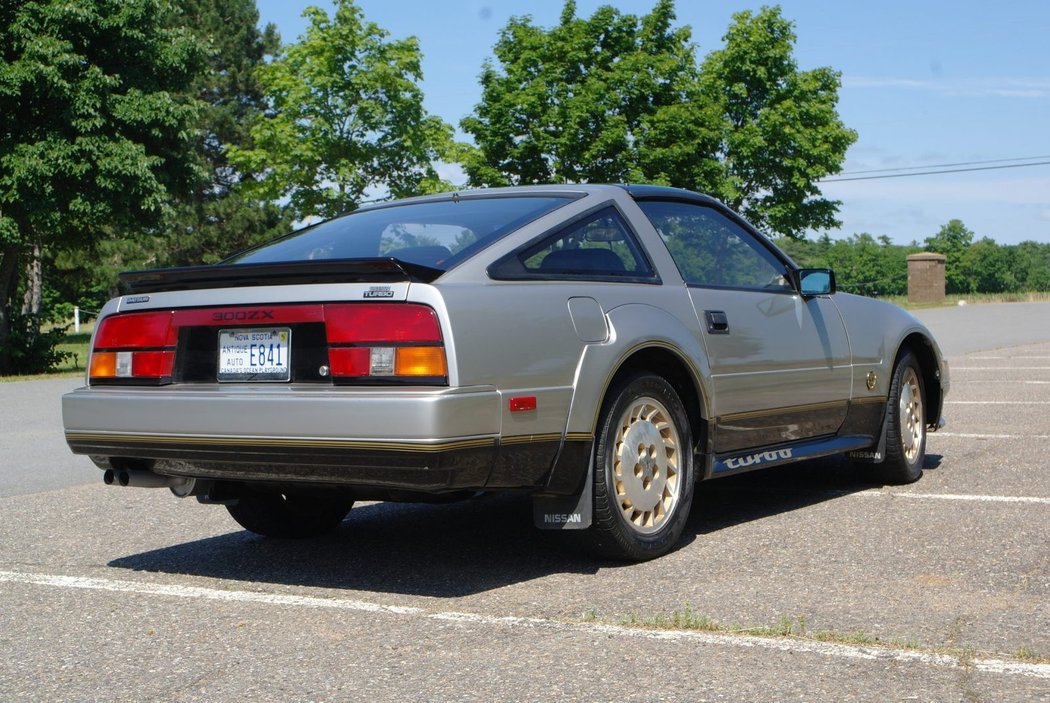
[103,468,195,495]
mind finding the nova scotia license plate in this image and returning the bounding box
[217,328,291,382]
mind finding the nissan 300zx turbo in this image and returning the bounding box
[63,184,948,560]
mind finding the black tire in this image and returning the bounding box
[580,373,695,561]
[871,352,927,484]
[226,493,353,538]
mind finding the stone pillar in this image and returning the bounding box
[907,253,946,304]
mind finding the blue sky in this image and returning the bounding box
[256,0,1050,245]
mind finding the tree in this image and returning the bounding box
[461,0,720,188]
[924,219,974,294]
[0,0,204,372]
[229,0,456,221]
[157,0,291,266]
[958,237,1017,294]
[462,1,855,238]
[46,0,291,315]
[699,7,856,237]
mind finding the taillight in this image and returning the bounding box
[324,304,447,382]
[90,311,176,383]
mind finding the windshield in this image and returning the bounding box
[228,195,575,271]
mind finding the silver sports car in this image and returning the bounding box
[63,185,948,560]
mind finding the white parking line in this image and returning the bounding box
[946,401,1050,404]
[854,491,1050,505]
[957,369,1050,373]
[0,569,1046,681]
[958,380,1050,384]
[932,432,1050,440]
[970,356,1050,360]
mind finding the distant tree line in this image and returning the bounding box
[777,220,1050,297]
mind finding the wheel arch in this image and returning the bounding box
[599,346,707,456]
[896,332,945,427]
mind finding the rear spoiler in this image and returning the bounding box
[118,258,444,294]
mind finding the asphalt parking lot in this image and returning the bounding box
[1,302,1048,702]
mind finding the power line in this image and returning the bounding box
[834,155,1050,176]
[820,160,1050,183]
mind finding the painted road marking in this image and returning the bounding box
[854,490,1050,505]
[932,432,1050,439]
[970,356,1050,360]
[956,380,1050,384]
[946,401,1050,404]
[0,569,1046,681]
[949,369,1050,373]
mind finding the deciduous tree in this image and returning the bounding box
[229,0,456,221]
[924,219,974,294]
[462,1,855,238]
[0,0,203,372]
[699,6,856,237]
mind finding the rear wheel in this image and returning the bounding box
[872,352,926,484]
[226,493,353,538]
[581,373,695,561]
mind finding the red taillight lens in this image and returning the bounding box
[90,312,177,382]
[93,311,177,349]
[324,304,442,343]
[327,347,371,377]
[324,304,447,382]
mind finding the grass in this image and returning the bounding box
[589,605,1049,666]
[0,324,91,383]
[881,291,1050,309]
[55,331,91,372]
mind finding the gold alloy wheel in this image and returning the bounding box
[611,396,682,535]
[898,366,925,463]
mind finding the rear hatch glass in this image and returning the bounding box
[227,195,575,272]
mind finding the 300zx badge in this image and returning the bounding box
[211,310,275,322]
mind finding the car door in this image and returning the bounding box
[635,200,852,453]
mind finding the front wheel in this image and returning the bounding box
[871,352,927,484]
[580,373,695,561]
[226,493,353,538]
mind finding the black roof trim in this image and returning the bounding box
[118,258,443,294]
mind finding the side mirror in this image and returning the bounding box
[798,268,835,296]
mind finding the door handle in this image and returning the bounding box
[705,310,729,334]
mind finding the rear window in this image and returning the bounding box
[227,195,574,271]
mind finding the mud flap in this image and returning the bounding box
[846,402,890,463]
[532,465,593,529]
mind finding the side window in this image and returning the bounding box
[495,207,653,279]
[637,201,791,291]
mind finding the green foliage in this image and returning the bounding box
[462,1,855,238]
[0,312,72,375]
[777,232,918,297]
[230,0,457,221]
[462,0,717,188]
[0,0,206,373]
[0,0,204,246]
[699,7,857,237]
[924,219,974,293]
[779,220,1050,299]
[154,0,292,267]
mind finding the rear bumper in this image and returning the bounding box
[63,384,504,491]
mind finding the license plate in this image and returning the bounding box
[217,328,291,382]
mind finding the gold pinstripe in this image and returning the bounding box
[499,433,563,446]
[65,432,495,453]
[717,399,848,421]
